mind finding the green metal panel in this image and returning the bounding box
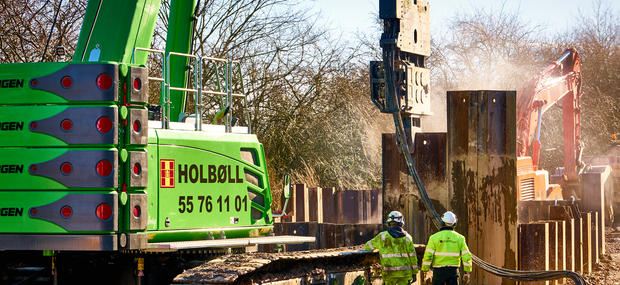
[0,191,67,233]
[0,62,69,104]
[0,148,118,190]
[0,62,120,104]
[144,128,272,242]
[73,0,162,65]
[146,226,273,243]
[0,191,117,234]
[146,141,159,231]
[0,105,117,147]
[161,0,198,122]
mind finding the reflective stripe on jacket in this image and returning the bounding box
[364,230,419,279]
[421,227,473,272]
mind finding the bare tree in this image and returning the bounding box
[0,0,86,63]
[149,0,386,196]
[570,0,619,156]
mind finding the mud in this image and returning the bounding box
[582,228,620,285]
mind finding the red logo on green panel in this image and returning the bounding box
[160,159,175,188]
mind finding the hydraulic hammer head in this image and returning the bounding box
[370,0,431,147]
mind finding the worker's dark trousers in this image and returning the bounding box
[432,267,459,285]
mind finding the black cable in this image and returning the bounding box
[41,0,64,62]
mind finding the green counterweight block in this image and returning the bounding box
[0,105,118,147]
[0,62,119,104]
[0,148,118,190]
[0,191,117,234]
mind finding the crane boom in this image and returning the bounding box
[516,48,583,183]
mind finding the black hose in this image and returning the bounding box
[382,46,587,285]
[41,0,64,62]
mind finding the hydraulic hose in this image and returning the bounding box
[382,47,586,285]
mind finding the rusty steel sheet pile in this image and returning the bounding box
[173,246,425,284]
[447,90,519,284]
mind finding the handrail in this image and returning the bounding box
[133,47,251,134]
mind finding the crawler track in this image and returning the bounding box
[173,245,426,284]
[173,246,379,284]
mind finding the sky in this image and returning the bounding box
[308,0,619,40]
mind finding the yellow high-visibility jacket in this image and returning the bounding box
[421,227,473,272]
[365,230,419,279]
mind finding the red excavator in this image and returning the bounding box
[516,48,584,201]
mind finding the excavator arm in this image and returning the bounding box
[516,48,583,183]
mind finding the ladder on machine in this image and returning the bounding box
[131,47,251,134]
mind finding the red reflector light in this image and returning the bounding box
[61,119,73,131]
[133,206,141,218]
[30,122,37,129]
[97,116,113,133]
[96,160,113,176]
[133,78,141,91]
[30,208,37,215]
[31,79,38,86]
[97,73,113,90]
[133,163,141,175]
[60,205,72,218]
[61,76,72,88]
[133,120,141,132]
[60,162,72,174]
[96,203,112,220]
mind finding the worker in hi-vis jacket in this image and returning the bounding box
[421,211,472,285]
[365,211,419,285]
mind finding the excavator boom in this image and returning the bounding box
[516,48,583,183]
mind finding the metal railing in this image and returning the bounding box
[132,47,251,133]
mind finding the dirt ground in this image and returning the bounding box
[583,228,620,285]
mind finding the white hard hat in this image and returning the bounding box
[441,211,457,226]
[386,211,404,226]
